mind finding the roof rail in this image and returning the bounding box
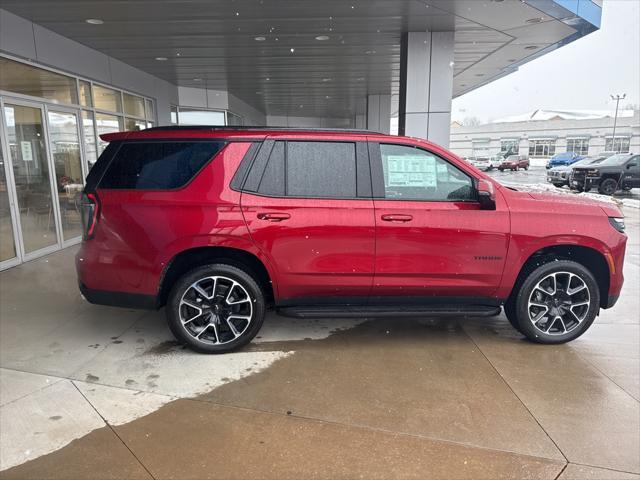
[144,125,376,134]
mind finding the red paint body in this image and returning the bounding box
[76,129,626,309]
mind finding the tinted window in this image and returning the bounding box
[286,141,357,198]
[258,141,285,195]
[380,144,475,201]
[99,141,225,189]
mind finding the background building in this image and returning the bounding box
[450,109,639,165]
[0,1,603,268]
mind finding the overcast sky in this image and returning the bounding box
[451,0,640,123]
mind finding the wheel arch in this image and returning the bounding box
[507,244,610,309]
[158,246,275,307]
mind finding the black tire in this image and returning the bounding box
[166,264,265,353]
[552,183,564,188]
[513,260,600,344]
[574,185,584,192]
[598,178,618,196]
[503,297,524,335]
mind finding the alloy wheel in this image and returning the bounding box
[179,276,253,345]
[527,271,590,335]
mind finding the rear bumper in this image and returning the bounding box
[79,282,157,310]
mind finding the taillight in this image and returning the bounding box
[80,192,100,240]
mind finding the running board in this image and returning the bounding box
[276,305,502,319]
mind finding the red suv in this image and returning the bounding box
[77,127,627,353]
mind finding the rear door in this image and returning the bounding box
[623,155,640,187]
[369,140,510,301]
[240,138,375,303]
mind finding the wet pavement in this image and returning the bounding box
[0,208,638,479]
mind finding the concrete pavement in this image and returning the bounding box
[0,207,638,479]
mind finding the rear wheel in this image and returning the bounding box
[513,261,599,344]
[167,264,265,353]
[598,178,618,195]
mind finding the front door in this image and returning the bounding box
[241,139,375,302]
[369,141,510,301]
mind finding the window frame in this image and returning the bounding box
[566,137,589,156]
[368,141,479,203]
[238,139,371,200]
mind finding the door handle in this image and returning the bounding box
[257,212,291,222]
[381,214,413,223]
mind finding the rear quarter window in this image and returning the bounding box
[99,141,226,190]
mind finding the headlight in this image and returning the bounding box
[609,217,625,233]
[587,169,600,176]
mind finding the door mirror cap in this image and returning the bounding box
[476,179,496,210]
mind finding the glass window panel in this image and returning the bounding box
[95,113,122,154]
[100,141,225,190]
[177,109,225,125]
[0,136,17,262]
[47,110,84,241]
[145,99,155,120]
[500,139,519,154]
[170,106,178,125]
[227,112,243,126]
[82,111,98,170]
[4,104,58,253]
[93,85,122,112]
[0,58,78,105]
[286,142,357,198]
[123,93,145,118]
[380,144,475,201]
[79,80,92,107]
[125,117,147,131]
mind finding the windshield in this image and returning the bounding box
[598,154,632,167]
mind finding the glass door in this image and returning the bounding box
[46,108,85,243]
[3,102,60,256]
[0,133,19,268]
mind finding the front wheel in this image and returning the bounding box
[513,260,600,344]
[167,264,265,353]
[598,178,618,196]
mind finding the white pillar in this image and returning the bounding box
[399,31,454,147]
[366,94,391,134]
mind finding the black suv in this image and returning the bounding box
[572,153,640,195]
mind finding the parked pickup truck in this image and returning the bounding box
[571,153,640,195]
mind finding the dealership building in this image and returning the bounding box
[0,0,603,269]
[450,109,640,165]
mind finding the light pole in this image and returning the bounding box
[610,93,626,152]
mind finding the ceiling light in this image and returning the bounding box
[193,78,202,82]
[365,50,376,55]
[356,77,365,81]
[524,45,539,50]
[315,35,330,41]
[290,48,295,53]
[526,17,543,24]
[176,52,181,56]
[85,18,104,25]
[155,57,168,61]
[325,95,331,99]
[266,77,270,81]
[322,78,332,82]
[255,36,266,41]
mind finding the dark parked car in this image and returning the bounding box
[498,155,529,171]
[547,155,608,188]
[546,152,584,169]
[77,127,626,353]
[572,153,640,195]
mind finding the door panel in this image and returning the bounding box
[370,141,510,299]
[241,139,375,302]
[3,104,58,254]
[242,194,376,301]
[0,136,17,263]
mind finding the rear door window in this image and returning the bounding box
[99,141,225,189]
[286,141,357,198]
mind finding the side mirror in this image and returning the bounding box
[476,179,496,210]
